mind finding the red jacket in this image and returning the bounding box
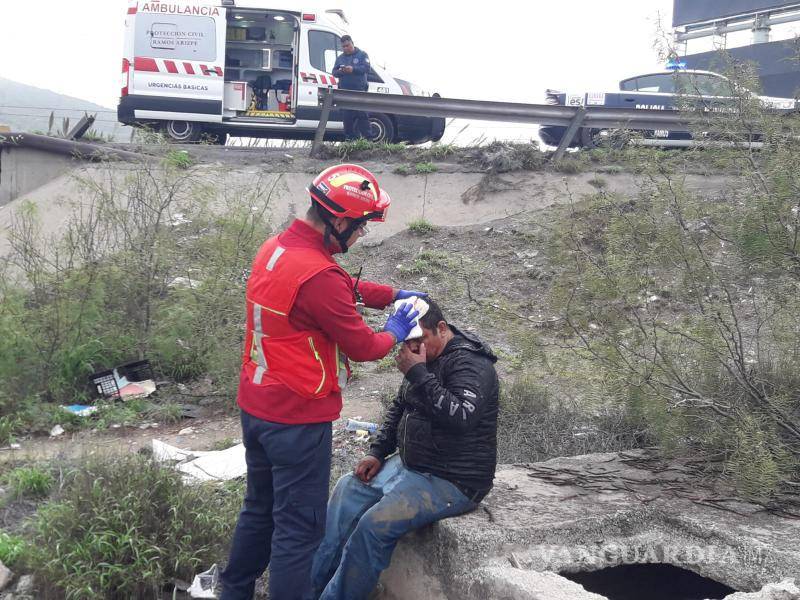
[237,219,395,424]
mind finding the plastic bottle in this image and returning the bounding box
[345,419,379,434]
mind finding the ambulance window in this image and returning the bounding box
[309,30,341,72]
[135,13,217,62]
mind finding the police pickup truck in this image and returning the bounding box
[539,68,798,149]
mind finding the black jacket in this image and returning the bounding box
[368,326,499,497]
[332,48,370,91]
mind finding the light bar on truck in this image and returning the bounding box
[302,13,316,21]
[666,60,687,71]
[325,9,349,24]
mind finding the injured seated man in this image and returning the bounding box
[310,296,499,600]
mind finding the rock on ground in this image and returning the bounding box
[0,561,12,592]
[377,450,800,600]
[722,579,800,600]
[469,567,608,600]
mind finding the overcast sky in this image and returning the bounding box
[0,0,675,143]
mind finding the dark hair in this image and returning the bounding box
[341,35,353,44]
[306,202,324,223]
[419,297,446,331]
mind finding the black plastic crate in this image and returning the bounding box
[89,369,120,399]
[119,359,154,383]
[88,359,153,399]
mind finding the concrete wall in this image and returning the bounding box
[0,146,75,207]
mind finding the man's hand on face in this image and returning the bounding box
[354,456,382,482]
[395,342,427,374]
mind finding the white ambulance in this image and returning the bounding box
[117,1,445,144]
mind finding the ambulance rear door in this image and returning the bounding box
[129,2,227,122]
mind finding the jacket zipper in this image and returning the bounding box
[402,412,410,461]
[308,337,326,394]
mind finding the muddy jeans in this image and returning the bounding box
[309,455,477,600]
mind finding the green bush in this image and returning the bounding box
[587,175,607,189]
[164,149,192,169]
[414,161,437,174]
[546,59,800,499]
[25,455,241,600]
[330,139,406,160]
[497,376,646,463]
[0,531,28,567]
[467,142,546,173]
[397,249,453,276]
[0,159,272,426]
[0,415,19,446]
[407,218,438,235]
[552,158,583,174]
[4,466,54,499]
[392,164,411,176]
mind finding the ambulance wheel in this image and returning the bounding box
[366,113,395,143]
[164,120,203,143]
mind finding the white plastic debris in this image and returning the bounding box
[178,427,196,436]
[169,277,200,289]
[188,563,219,598]
[152,439,246,483]
[170,212,191,227]
[49,424,65,437]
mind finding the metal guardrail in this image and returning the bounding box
[309,88,740,160]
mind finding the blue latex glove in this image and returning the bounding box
[383,302,420,343]
[395,289,428,300]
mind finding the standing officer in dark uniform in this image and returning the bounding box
[332,35,372,140]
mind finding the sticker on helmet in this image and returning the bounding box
[317,182,330,194]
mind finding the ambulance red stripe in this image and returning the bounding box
[133,57,221,76]
[134,57,158,72]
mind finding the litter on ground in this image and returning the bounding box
[187,563,219,598]
[62,404,99,417]
[152,439,246,483]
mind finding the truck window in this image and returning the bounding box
[308,30,341,72]
[633,74,675,93]
[135,13,217,62]
[677,73,733,97]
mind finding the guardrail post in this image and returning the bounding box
[68,113,96,141]
[551,107,587,163]
[311,88,334,158]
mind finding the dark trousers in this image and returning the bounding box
[220,411,332,600]
[342,109,372,140]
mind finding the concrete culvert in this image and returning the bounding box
[561,563,736,600]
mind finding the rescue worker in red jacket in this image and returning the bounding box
[220,164,425,600]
